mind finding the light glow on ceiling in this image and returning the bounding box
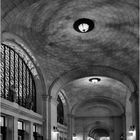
[89,78,101,84]
[100,137,110,140]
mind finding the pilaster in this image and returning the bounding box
[129,91,139,140]
[42,94,52,140]
[29,122,33,140]
[14,117,18,140]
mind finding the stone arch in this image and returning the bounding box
[48,66,137,140]
[1,32,47,114]
[72,96,125,116]
[88,128,109,138]
[58,90,70,123]
[85,121,113,140]
[49,66,136,99]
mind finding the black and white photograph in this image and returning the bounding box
[1,0,139,140]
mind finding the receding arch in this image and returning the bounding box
[85,121,113,138]
[89,128,109,139]
[49,66,136,99]
[72,96,125,116]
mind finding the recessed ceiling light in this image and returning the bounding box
[89,78,101,84]
[73,18,95,33]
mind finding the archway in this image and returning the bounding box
[88,128,110,140]
[49,66,137,140]
[1,32,47,139]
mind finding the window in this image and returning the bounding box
[0,43,36,111]
[18,121,25,140]
[0,116,5,127]
[18,121,24,130]
[33,124,43,140]
[0,116,6,140]
[33,124,36,133]
[57,96,64,124]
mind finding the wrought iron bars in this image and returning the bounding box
[0,43,36,112]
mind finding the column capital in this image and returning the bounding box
[51,96,58,105]
[42,94,51,101]
[129,92,138,102]
[67,114,75,118]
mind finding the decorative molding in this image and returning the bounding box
[75,115,122,120]
[1,98,43,124]
[42,94,51,101]
[57,123,68,134]
[2,41,39,79]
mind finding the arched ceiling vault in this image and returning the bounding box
[2,0,138,88]
[72,97,124,117]
[2,0,139,117]
[89,128,109,139]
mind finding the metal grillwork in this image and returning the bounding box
[0,43,36,112]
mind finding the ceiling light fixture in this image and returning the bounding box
[53,126,59,134]
[73,18,95,33]
[129,125,135,134]
[89,78,101,84]
[73,133,77,138]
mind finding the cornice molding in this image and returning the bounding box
[1,98,43,124]
[42,94,51,101]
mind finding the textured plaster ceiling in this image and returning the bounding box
[74,99,123,117]
[2,0,139,116]
[1,0,39,31]
[62,77,128,114]
[3,0,138,85]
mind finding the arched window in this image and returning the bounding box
[57,95,64,124]
[0,43,36,112]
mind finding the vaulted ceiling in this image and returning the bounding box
[62,76,129,113]
[2,0,139,116]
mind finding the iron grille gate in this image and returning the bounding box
[0,43,36,112]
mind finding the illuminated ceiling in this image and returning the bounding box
[1,0,139,116]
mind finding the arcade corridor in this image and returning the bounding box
[1,0,139,140]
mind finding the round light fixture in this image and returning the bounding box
[89,78,101,84]
[73,18,95,33]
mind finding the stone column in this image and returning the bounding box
[67,114,75,140]
[129,92,139,140]
[7,116,14,140]
[83,127,86,140]
[51,97,58,140]
[122,113,126,140]
[13,117,18,140]
[67,114,71,140]
[109,129,114,140]
[29,122,33,140]
[42,94,52,140]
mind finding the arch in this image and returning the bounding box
[1,43,37,111]
[1,32,47,114]
[72,96,125,116]
[57,90,70,125]
[2,32,46,94]
[49,66,136,99]
[88,123,112,132]
[85,121,113,138]
[89,128,109,139]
